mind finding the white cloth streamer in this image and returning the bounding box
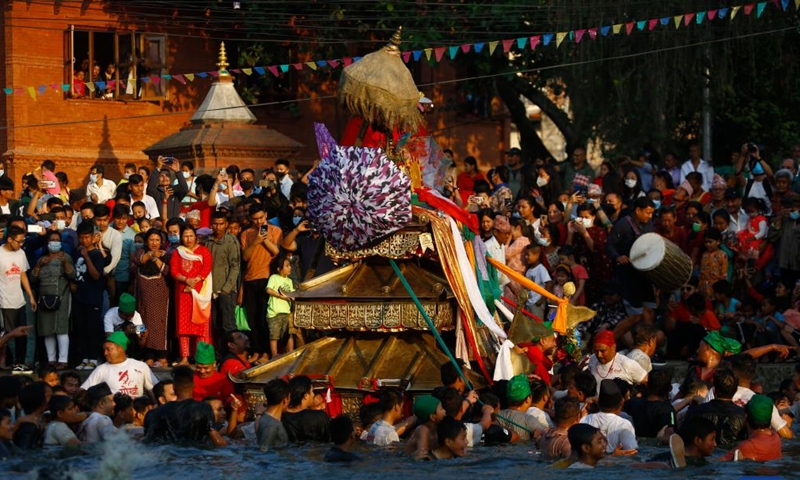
[493,339,516,381]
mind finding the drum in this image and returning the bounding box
[629,233,692,292]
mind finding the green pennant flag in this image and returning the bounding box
[756,2,766,17]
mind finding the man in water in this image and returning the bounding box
[281,375,330,443]
[81,332,158,400]
[192,342,234,402]
[586,331,647,394]
[256,378,290,452]
[77,382,117,442]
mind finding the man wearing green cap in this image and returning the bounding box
[722,394,782,462]
[497,373,546,441]
[404,395,445,459]
[103,292,143,335]
[81,331,159,399]
[192,341,234,402]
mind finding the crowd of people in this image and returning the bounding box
[0,139,799,467]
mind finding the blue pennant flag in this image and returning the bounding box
[316,60,327,67]
[95,81,106,90]
[254,66,265,75]
[196,72,208,78]
[718,7,729,18]
[37,85,47,94]
[474,42,485,53]
[413,50,422,61]
[600,26,611,36]
[542,33,554,46]
[660,17,670,26]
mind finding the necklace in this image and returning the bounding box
[595,355,616,379]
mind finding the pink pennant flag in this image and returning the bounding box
[50,83,60,91]
[771,0,780,8]
[434,47,446,62]
[150,76,160,84]
[208,71,219,77]
[502,39,514,52]
[588,28,598,40]
[267,66,280,77]
[575,29,586,43]
[647,19,658,30]
[173,74,186,84]
[708,9,718,19]
[402,51,411,63]
[744,3,755,15]
[530,35,541,49]
[625,22,634,35]
[328,59,340,68]
[684,12,696,25]
[343,57,353,66]
[461,44,471,53]
[292,63,303,70]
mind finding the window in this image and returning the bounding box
[68,27,168,101]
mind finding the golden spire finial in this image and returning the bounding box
[217,42,230,76]
[383,26,403,56]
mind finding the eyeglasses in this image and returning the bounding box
[681,286,694,292]
[9,237,25,246]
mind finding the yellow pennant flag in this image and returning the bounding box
[185,74,195,82]
[612,24,623,34]
[424,48,432,60]
[26,86,36,100]
[488,41,499,55]
[305,62,317,71]
[242,68,252,75]
[556,32,567,48]
[85,82,96,92]
[796,0,800,10]
[731,6,741,19]
[673,15,683,28]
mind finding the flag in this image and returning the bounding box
[674,15,683,28]
[684,12,696,25]
[612,24,622,34]
[575,29,586,43]
[305,62,316,71]
[556,32,567,47]
[488,41,498,55]
[267,66,279,77]
[424,48,432,60]
[625,22,634,35]
[402,51,411,63]
[502,39,514,52]
[696,11,706,23]
[434,47,446,61]
[516,37,527,49]
[414,50,423,61]
[543,33,554,45]
[173,74,186,84]
[756,2,766,17]
[448,46,458,59]
[648,19,658,30]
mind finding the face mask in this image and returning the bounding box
[183,171,191,179]
[625,179,637,188]
[790,211,800,220]
[292,216,303,226]
[536,176,548,187]
[218,183,227,191]
[276,171,287,180]
[692,223,702,233]
[580,217,594,228]
[168,234,180,245]
[602,204,616,216]
[134,242,144,250]
[587,197,598,204]
[652,200,662,209]
[561,202,568,210]
[0,170,4,177]
[47,241,62,253]
[89,174,98,183]
[124,173,132,180]
[538,237,550,247]
[240,180,254,191]
[54,219,66,231]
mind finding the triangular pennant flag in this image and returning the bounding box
[316,60,327,67]
[173,74,186,85]
[328,60,340,68]
[543,33,554,45]
[413,50,423,61]
[556,32,567,47]
[600,26,611,36]
[293,63,303,70]
[353,56,363,62]
[140,77,150,83]
[575,29,586,43]
[253,67,265,75]
[402,51,411,63]
[196,72,208,78]
[229,69,240,74]
[279,64,289,73]
[625,22,635,35]
[636,20,646,31]
[342,57,353,66]
[208,71,219,77]
[674,15,683,27]
[696,11,706,24]
[460,44,471,54]
[756,2,766,17]
[61,84,70,92]
[530,36,541,49]
[660,17,670,26]
[267,66,279,77]
[151,76,161,84]
[3,88,12,95]
[107,80,116,90]
[612,24,622,34]
[474,43,485,53]
[37,85,47,95]
[684,12,695,25]
[50,83,60,91]
[86,82,96,92]
[95,81,106,90]
[588,28,598,40]
[516,37,527,49]
[744,3,755,15]
[242,68,252,76]
[424,48,433,60]
[26,86,36,100]
[162,74,172,80]
[448,46,459,59]
[719,7,729,18]
[795,0,799,10]
[781,0,789,10]
[502,39,514,52]
[732,5,742,18]
[185,73,195,82]
[708,9,718,19]
[305,62,317,71]
[648,19,658,30]
[434,47,446,62]
[488,41,498,55]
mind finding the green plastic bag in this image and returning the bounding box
[235,306,250,332]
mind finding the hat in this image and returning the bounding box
[678,180,694,198]
[724,187,742,200]
[702,331,742,356]
[532,321,554,343]
[493,215,511,233]
[195,341,216,365]
[593,330,616,348]
[105,331,129,351]
[118,293,136,315]
[712,174,727,189]
[746,394,774,424]
[598,379,623,410]
[0,175,13,191]
[87,382,112,404]
[218,201,235,211]
[588,184,603,196]
[412,395,441,422]
[506,147,522,156]
[507,374,532,403]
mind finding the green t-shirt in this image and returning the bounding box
[267,274,294,318]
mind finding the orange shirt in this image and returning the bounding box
[240,225,283,281]
[723,430,781,462]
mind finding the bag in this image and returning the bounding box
[235,305,250,332]
[38,294,62,311]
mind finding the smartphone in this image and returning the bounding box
[42,180,57,189]
[163,157,175,165]
[260,225,267,236]
[135,324,147,334]
[540,215,548,224]
[220,169,228,179]
[27,225,43,234]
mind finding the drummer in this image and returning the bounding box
[605,197,657,327]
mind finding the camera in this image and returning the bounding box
[442,187,453,198]
[747,143,758,154]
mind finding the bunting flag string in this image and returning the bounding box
[3,0,794,100]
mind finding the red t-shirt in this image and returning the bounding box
[723,430,782,462]
[518,343,553,385]
[192,200,213,229]
[192,371,234,403]
[570,264,589,306]
[219,355,252,378]
[668,301,721,331]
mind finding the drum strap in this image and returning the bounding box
[625,216,643,237]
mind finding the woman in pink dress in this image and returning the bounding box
[503,217,532,301]
[170,224,213,365]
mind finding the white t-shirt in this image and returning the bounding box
[131,194,161,220]
[524,406,554,431]
[0,204,10,215]
[78,412,117,443]
[0,247,29,309]
[580,411,638,453]
[365,419,399,446]
[103,308,143,333]
[587,353,648,394]
[465,422,484,447]
[81,358,158,397]
[484,236,508,288]
[705,385,787,432]
[44,421,78,446]
[625,348,652,373]
[524,264,551,307]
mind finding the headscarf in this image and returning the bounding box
[507,374,532,403]
[702,331,742,356]
[593,330,616,348]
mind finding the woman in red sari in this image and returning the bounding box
[170,224,213,365]
[566,203,612,305]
